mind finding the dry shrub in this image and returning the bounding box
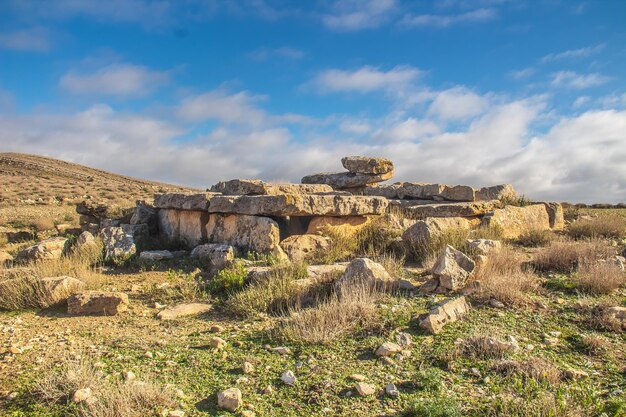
[408,227,470,263]
[35,355,177,417]
[277,282,383,344]
[580,334,609,356]
[469,224,505,241]
[374,252,407,279]
[355,214,403,257]
[494,358,562,384]
[515,229,554,247]
[533,239,614,273]
[589,305,624,332]
[567,214,626,239]
[474,245,539,305]
[457,335,516,359]
[576,261,626,294]
[31,217,56,232]
[315,225,359,264]
[488,392,588,417]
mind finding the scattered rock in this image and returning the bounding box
[210,337,227,349]
[355,382,377,396]
[419,296,471,334]
[67,291,129,316]
[139,250,173,261]
[271,346,292,355]
[375,342,403,357]
[75,231,96,249]
[336,258,393,291]
[101,225,147,260]
[431,245,475,291]
[156,303,212,320]
[123,370,136,381]
[279,234,331,262]
[281,370,297,386]
[210,325,225,333]
[190,243,235,270]
[72,388,93,403]
[40,276,85,305]
[17,237,69,262]
[217,387,242,412]
[242,361,254,374]
[402,217,477,247]
[350,374,366,382]
[564,368,589,380]
[341,156,394,175]
[466,239,502,255]
[385,383,399,397]
[475,184,516,201]
[395,332,413,347]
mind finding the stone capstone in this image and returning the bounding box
[364,182,475,202]
[389,199,501,219]
[67,291,129,315]
[301,171,394,189]
[341,156,394,175]
[210,179,333,196]
[419,296,471,334]
[432,245,476,291]
[475,184,516,202]
[154,193,216,211]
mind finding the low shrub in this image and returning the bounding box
[575,261,626,294]
[567,213,626,239]
[207,260,248,295]
[493,358,562,384]
[457,335,516,359]
[400,397,462,417]
[579,334,610,356]
[31,217,55,232]
[515,229,554,247]
[532,239,614,273]
[407,227,470,264]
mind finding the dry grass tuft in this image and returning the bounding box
[532,239,614,273]
[494,358,562,384]
[474,246,539,305]
[575,261,625,294]
[515,229,554,247]
[31,217,56,232]
[277,282,384,344]
[407,227,470,264]
[589,305,624,332]
[35,355,177,417]
[457,335,516,359]
[567,214,626,239]
[580,334,610,356]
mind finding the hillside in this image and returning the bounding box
[0,152,198,229]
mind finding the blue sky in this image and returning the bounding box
[1,0,625,203]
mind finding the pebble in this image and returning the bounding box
[355,382,376,396]
[281,370,297,386]
[385,383,399,397]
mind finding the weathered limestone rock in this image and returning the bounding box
[432,245,475,291]
[67,291,129,315]
[341,156,394,175]
[190,243,235,269]
[130,202,157,233]
[301,171,394,189]
[402,217,476,246]
[335,258,393,290]
[389,199,501,219]
[211,179,333,196]
[375,342,402,357]
[139,250,174,261]
[281,370,297,386]
[206,214,283,257]
[542,202,565,230]
[156,303,212,320]
[475,184,516,201]
[154,193,216,211]
[40,276,85,305]
[17,237,69,262]
[306,216,371,235]
[605,306,626,330]
[280,234,331,262]
[355,382,377,396]
[465,239,502,255]
[208,194,388,216]
[419,296,471,334]
[157,209,208,247]
[76,200,109,220]
[75,231,96,249]
[101,225,148,260]
[482,204,551,239]
[217,388,242,412]
[364,182,475,201]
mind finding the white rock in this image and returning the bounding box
[281,370,297,386]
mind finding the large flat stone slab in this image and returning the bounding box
[341,156,394,175]
[481,204,550,239]
[157,209,209,247]
[364,182,475,202]
[210,179,333,196]
[301,171,393,189]
[389,199,501,219]
[154,193,217,211]
[475,184,516,201]
[208,194,388,216]
[206,214,283,257]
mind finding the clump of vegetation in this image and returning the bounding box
[487,392,585,417]
[493,358,562,384]
[589,305,624,332]
[575,261,625,294]
[474,246,539,305]
[579,334,610,356]
[532,239,614,273]
[31,217,56,232]
[400,397,462,417]
[567,213,626,239]
[515,229,554,247]
[457,334,516,359]
[407,227,470,264]
[146,268,209,304]
[207,260,248,294]
[469,224,505,241]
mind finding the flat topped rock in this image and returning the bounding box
[210,179,333,196]
[157,303,212,320]
[208,194,388,216]
[475,184,516,201]
[341,156,394,175]
[301,171,393,189]
[389,199,501,219]
[364,182,475,201]
[154,192,218,211]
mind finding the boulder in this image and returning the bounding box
[206,214,284,258]
[280,370,297,386]
[301,171,394,189]
[76,200,109,220]
[335,258,393,290]
[279,235,331,262]
[17,237,69,262]
[75,231,96,249]
[419,296,471,334]
[402,217,476,246]
[139,250,174,261]
[153,193,216,211]
[130,202,157,233]
[341,156,394,175]
[389,199,501,219]
[542,202,565,230]
[475,184,516,201]
[101,225,149,260]
[375,342,402,357]
[306,216,370,235]
[210,179,333,195]
[208,194,388,217]
[482,204,551,239]
[432,245,475,291]
[364,182,474,202]
[67,291,129,315]
[217,388,242,412]
[190,243,235,269]
[40,276,85,305]
[465,239,502,255]
[156,303,212,320]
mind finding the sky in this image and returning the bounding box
[0,0,625,203]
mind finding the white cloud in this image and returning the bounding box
[427,87,490,121]
[60,64,169,96]
[322,0,397,31]
[248,46,305,61]
[339,119,372,135]
[572,96,590,108]
[0,27,51,52]
[400,8,496,27]
[551,71,610,89]
[540,44,605,63]
[381,118,441,141]
[310,65,421,94]
[177,90,268,126]
[508,67,535,80]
